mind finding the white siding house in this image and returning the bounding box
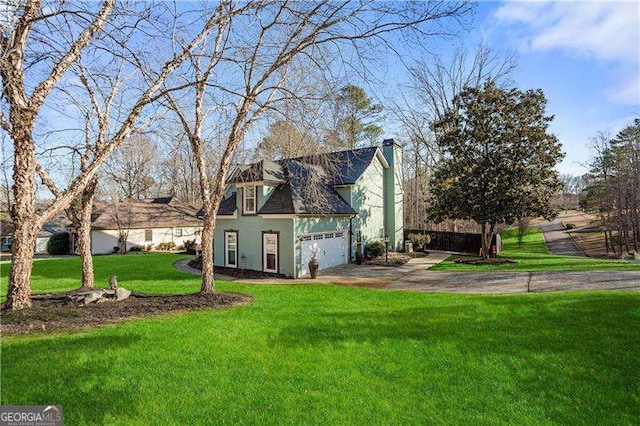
[88,197,202,254]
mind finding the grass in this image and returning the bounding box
[430,227,640,272]
[2,254,640,424]
[0,253,197,299]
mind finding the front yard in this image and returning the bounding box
[1,254,639,424]
[430,227,640,272]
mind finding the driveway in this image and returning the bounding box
[537,218,585,256]
[175,254,640,293]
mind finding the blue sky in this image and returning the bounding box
[472,1,639,175]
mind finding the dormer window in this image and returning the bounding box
[243,185,256,214]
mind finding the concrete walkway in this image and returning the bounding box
[174,254,640,293]
[537,218,585,256]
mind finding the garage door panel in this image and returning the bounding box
[301,232,346,276]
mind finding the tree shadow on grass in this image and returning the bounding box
[273,293,640,371]
[273,294,640,421]
[1,333,143,424]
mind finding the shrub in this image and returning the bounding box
[565,223,575,230]
[408,233,431,251]
[365,240,386,259]
[156,241,177,251]
[46,232,70,255]
[129,246,142,252]
[184,239,197,254]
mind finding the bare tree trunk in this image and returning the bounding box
[199,206,215,293]
[7,221,38,309]
[6,108,38,309]
[78,177,98,288]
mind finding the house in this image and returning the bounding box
[35,215,70,253]
[1,219,14,252]
[1,216,70,254]
[88,196,202,254]
[210,139,403,278]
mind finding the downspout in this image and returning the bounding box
[349,213,357,262]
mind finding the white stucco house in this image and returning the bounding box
[88,197,202,254]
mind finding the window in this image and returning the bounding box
[145,229,153,242]
[175,228,183,237]
[225,231,238,268]
[263,233,278,272]
[243,186,256,214]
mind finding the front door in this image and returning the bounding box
[225,231,237,268]
[263,232,278,273]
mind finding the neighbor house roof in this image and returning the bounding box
[91,196,201,230]
[38,215,70,237]
[2,216,70,238]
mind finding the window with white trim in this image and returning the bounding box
[175,228,183,237]
[243,186,256,214]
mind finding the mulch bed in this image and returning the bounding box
[1,290,252,335]
[188,257,290,280]
[363,251,428,266]
[454,257,516,265]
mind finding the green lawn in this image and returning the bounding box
[1,254,640,424]
[430,227,640,272]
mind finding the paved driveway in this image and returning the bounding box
[175,254,640,293]
[537,218,585,256]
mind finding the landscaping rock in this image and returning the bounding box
[67,288,131,304]
[116,287,131,301]
[80,290,105,304]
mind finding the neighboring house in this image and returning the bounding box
[208,139,403,278]
[35,215,70,253]
[1,216,70,253]
[1,219,14,252]
[89,197,202,254]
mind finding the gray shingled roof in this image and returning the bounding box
[255,146,383,215]
[297,146,380,186]
[196,193,237,217]
[228,159,285,184]
[257,159,355,215]
[219,146,383,216]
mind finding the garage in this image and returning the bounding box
[300,231,347,276]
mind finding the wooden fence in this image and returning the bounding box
[404,230,501,255]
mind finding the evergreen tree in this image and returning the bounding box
[429,80,564,258]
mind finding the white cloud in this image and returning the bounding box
[495,1,640,105]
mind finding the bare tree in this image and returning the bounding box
[2,1,237,309]
[103,134,159,200]
[164,1,473,293]
[156,132,202,207]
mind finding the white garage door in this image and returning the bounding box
[301,232,347,276]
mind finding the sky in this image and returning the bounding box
[470,1,639,176]
[4,1,638,188]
